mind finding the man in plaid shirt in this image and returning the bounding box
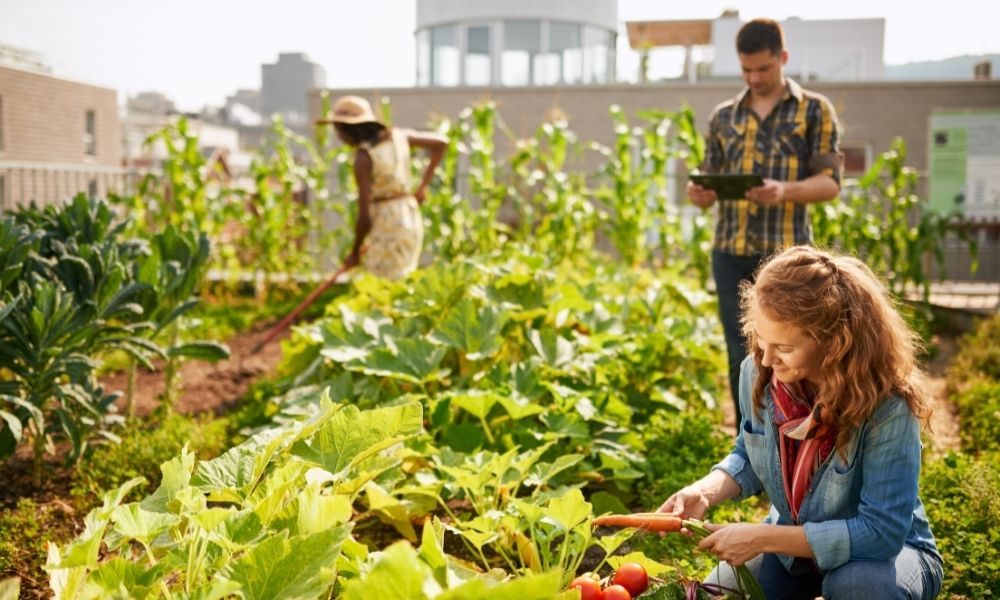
[687,18,843,426]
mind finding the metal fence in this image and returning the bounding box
[0,161,144,210]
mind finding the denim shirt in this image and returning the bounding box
[712,357,941,572]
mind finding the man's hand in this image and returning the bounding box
[413,186,427,205]
[697,523,763,567]
[746,179,786,206]
[687,181,718,209]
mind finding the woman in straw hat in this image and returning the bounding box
[318,95,447,280]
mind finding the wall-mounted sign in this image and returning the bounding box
[929,110,1000,219]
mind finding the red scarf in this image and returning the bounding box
[771,377,836,520]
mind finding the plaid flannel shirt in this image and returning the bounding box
[703,78,842,256]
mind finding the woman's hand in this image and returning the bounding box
[658,486,711,521]
[413,186,427,205]
[697,523,763,566]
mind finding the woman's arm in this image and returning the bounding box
[345,149,373,268]
[659,469,742,520]
[407,130,448,204]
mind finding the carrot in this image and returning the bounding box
[591,512,683,532]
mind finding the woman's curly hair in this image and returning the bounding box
[740,246,932,453]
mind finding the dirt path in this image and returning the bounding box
[100,324,290,417]
[923,335,962,455]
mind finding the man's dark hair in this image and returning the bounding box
[736,18,785,55]
[335,122,386,147]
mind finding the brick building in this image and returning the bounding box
[0,61,124,209]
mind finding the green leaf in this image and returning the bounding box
[0,410,23,444]
[110,503,180,546]
[496,395,545,420]
[167,341,230,362]
[365,481,417,541]
[543,488,591,531]
[417,517,449,587]
[80,557,169,599]
[528,328,575,367]
[590,491,630,517]
[525,454,584,488]
[291,402,423,475]
[436,570,563,600]
[168,579,243,600]
[225,525,352,600]
[450,390,502,421]
[594,527,640,561]
[341,541,433,600]
[141,445,196,512]
[348,338,449,384]
[607,552,674,577]
[0,577,20,600]
[192,429,287,501]
[429,299,510,360]
[297,487,353,535]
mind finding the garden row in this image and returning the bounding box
[0,96,988,598]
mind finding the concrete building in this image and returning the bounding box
[261,53,326,129]
[123,90,252,184]
[713,14,884,81]
[0,62,122,209]
[416,0,618,87]
[626,12,884,83]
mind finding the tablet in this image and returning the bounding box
[688,173,764,200]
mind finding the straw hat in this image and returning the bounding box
[319,95,379,125]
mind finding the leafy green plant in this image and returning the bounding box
[44,397,435,598]
[132,117,232,241]
[947,313,1000,386]
[921,451,1000,598]
[813,138,976,303]
[132,224,228,411]
[952,380,1000,455]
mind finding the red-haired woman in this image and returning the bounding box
[659,246,942,599]
[318,95,446,280]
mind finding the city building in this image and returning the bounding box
[415,0,618,87]
[261,53,326,129]
[0,53,122,209]
[627,11,883,83]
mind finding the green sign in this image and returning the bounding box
[929,127,967,213]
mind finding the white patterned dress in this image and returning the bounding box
[360,129,423,280]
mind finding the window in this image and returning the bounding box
[416,29,431,86]
[87,178,98,198]
[842,145,871,176]
[431,25,460,86]
[550,22,582,84]
[464,25,491,86]
[582,26,613,84]
[502,20,541,86]
[84,110,96,156]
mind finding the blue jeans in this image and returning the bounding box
[711,250,766,426]
[706,546,943,600]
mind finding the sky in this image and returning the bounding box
[1,0,997,112]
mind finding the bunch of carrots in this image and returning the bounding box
[590,513,766,600]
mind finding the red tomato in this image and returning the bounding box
[611,562,649,596]
[568,575,603,600]
[602,584,632,600]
